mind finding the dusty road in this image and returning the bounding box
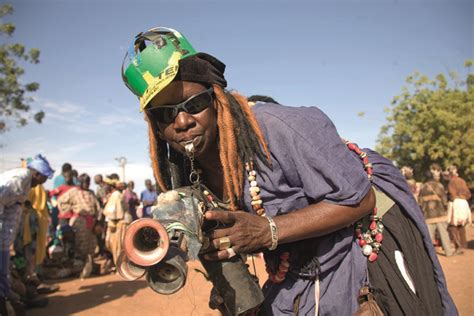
[29,227,473,316]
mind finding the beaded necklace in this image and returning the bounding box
[196,139,383,284]
[245,161,290,284]
[243,141,384,284]
[343,140,384,263]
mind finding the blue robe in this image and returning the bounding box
[241,103,457,315]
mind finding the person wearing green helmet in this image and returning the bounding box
[122,27,456,315]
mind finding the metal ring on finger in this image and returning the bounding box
[227,247,237,258]
[219,236,231,250]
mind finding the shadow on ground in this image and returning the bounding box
[29,279,148,315]
[467,240,474,249]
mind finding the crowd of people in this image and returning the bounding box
[402,164,472,257]
[0,158,161,315]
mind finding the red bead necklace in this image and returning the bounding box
[344,140,384,262]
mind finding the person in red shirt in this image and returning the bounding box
[123,181,140,220]
[49,170,76,226]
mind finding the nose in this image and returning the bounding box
[173,111,196,132]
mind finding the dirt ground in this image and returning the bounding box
[28,227,473,316]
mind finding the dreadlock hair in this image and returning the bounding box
[145,84,271,210]
[247,95,279,104]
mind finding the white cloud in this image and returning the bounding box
[0,139,97,174]
[67,123,98,134]
[2,136,49,155]
[33,98,103,134]
[34,97,145,132]
[60,142,96,154]
[42,100,87,115]
[97,113,144,126]
[37,98,99,134]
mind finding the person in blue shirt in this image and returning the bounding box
[53,163,72,189]
[140,179,157,217]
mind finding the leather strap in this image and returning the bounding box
[373,187,395,218]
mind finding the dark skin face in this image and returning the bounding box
[144,179,153,191]
[103,184,111,196]
[94,175,103,185]
[149,80,223,196]
[128,181,134,190]
[30,169,47,188]
[63,171,74,185]
[116,183,126,192]
[142,180,155,207]
[149,81,219,165]
[81,178,90,190]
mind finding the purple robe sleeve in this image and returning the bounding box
[254,104,371,206]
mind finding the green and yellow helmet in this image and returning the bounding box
[122,27,197,111]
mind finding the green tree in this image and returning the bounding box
[0,4,43,133]
[376,61,474,187]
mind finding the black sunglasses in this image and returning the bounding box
[146,87,214,124]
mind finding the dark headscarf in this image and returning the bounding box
[174,52,227,88]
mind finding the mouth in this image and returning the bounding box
[178,136,203,152]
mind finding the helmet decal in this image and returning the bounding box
[122,27,197,111]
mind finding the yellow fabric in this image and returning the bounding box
[22,206,32,246]
[27,185,50,265]
[102,190,127,220]
[106,219,128,264]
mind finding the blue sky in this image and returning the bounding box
[1,0,472,192]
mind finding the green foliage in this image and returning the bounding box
[376,62,474,187]
[0,3,43,133]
